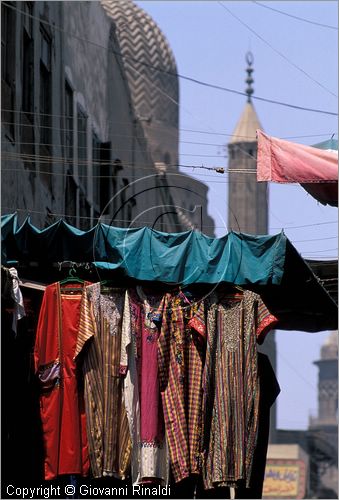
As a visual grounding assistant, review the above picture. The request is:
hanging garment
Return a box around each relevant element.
[8,267,26,334]
[2,286,45,485]
[75,283,131,479]
[202,290,278,490]
[157,290,206,483]
[235,353,280,499]
[1,266,26,335]
[120,287,169,484]
[34,282,90,480]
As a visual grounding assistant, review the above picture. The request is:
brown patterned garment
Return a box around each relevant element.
[202,290,278,490]
[158,291,206,483]
[75,283,131,479]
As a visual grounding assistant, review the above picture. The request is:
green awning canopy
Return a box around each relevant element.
[312,138,338,151]
[2,213,285,285]
[2,213,337,332]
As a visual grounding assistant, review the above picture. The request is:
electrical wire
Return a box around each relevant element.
[276,220,337,230]
[1,2,338,242]
[181,129,337,140]
[2,108,338,139]
[2,1,338,116]
[3,166,271,184]
[302,256,337,260]
[1,207,338,238]
[292,236,338,243]
[1,138,228,150]
[125,51,226,140]
[1,207,205,225]
[2,155,337,185]
[1,138,228,159]
[2,152,229,174]
[218,2,337,99]
[278,350,318,392]
[302,248,338,254]
[252,1,338,31]
[2,118,336,147]
[12,123,336,166]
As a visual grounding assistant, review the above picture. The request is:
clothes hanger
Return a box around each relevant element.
[100,279,114,286]
[213,282,244,301]
[59,267,84,284]
[100,279,125,293]
[178,286,192,305]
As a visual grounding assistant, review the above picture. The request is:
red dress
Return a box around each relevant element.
[34,282,90,480]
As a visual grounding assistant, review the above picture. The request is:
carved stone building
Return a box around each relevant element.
[2,0,214,235]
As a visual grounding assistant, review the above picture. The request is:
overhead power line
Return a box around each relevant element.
[278,221,338,230]
[1,159,226,176]
[303,248,338,254]
[2,111,337,141]
[218,1,337,99]
[293,236,338,243]
[2,2,338,116]
[252,1,338,31]
[1,207,210,226]
[176,73,338,115]
[180,129,337,140]
[1,207,337,238]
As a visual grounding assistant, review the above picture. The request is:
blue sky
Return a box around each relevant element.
[136,0,338,430]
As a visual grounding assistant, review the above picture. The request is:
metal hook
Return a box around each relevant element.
[69,266,77,278]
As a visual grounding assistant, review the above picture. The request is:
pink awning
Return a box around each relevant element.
[257,130,338,206]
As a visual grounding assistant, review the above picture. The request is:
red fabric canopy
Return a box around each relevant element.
[256,130,338,206]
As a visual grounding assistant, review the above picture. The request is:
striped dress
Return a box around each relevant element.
[157,291,206,483]
[202,290,278,490]
[75,283,131,479]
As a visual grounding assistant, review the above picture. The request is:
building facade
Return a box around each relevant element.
[274,331,338,498]
[2,0,214,236]
[308,330,338,498]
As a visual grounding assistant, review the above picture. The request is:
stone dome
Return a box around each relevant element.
[101,0,179,127]
[321,330,338,360]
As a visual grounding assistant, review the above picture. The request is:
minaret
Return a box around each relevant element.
[309,331,338,497]
[311,331,338,427]
[228,52,268,234]
[227,53,277,442]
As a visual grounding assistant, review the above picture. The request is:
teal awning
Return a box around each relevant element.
[2,213,337,332]
[312,138,338,151]
[2,213,285,285]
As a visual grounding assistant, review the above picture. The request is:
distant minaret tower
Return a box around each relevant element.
[227,52,268,234]
[309,331,338,496]
[311,331,338,427]
[227,53,277,442]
